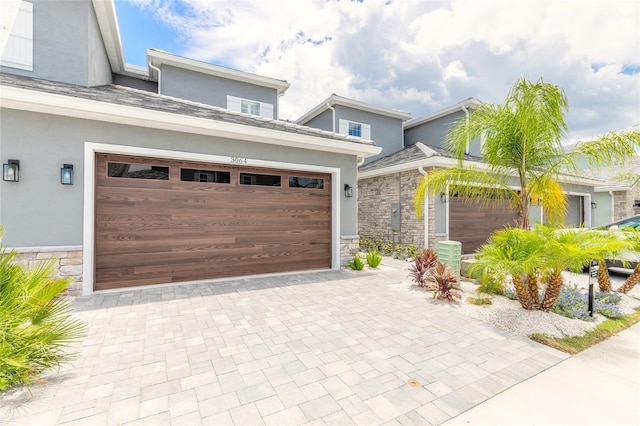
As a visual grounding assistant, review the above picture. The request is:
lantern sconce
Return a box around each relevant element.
[61,164,74,185]
[440,192,448,203]
[344,184,353,198]
[3,159,19,182]
[591,201,597,209]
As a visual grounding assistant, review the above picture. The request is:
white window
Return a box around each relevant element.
[241,99,261,116]
[227,95,274,119]
[338,119,371,140]
[1,1,33,71]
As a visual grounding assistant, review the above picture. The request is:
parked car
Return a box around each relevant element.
[598,215,640,272]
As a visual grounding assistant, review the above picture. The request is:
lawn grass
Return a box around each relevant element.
[530,308,640,354]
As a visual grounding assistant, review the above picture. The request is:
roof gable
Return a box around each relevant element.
[296,93,412,125]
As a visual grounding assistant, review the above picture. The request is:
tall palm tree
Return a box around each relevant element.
[414,77,640,229]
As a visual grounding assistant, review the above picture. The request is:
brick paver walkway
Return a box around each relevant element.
[0,260,568,425]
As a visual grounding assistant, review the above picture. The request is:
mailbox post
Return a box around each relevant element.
[588,259,598,317]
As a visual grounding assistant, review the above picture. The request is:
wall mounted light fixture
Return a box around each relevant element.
[61,164,74,185]
[591,201,597,209]
[3,159,19,182]
[344,184,353,198]
[440,192,447,203]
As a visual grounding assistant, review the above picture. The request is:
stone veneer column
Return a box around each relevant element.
[340,235,360,267]
[5,247,83,295]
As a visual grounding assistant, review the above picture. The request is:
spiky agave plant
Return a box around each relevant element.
[0,228,86,391]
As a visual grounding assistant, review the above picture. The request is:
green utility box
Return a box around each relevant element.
[437,240,462,279]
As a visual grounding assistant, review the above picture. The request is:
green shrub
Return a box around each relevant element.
[348,255,365,271]
[0,230,86,391]
[477,271,506,295]
[467,296,492,305]
[365,249,382,268]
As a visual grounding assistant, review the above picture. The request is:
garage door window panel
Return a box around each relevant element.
[108,162,169,180]
[240,173,281,186]
[289,176,325,189]
[180,168,231,183]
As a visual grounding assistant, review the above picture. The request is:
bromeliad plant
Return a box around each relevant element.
[408,249,462,302]
[0,228,86,391]
[408,249,439,288]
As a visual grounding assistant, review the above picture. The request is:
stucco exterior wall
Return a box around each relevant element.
[0,108,360,247]
[0,0,111,87]
[161,65,279,116]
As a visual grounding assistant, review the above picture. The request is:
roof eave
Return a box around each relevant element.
[296,93,412,124]
[404,98,482,130]
[147,49,290,95]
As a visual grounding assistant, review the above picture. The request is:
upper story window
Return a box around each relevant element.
[241,100,261,116]
[338,119,371,140]
[348,122,361,137]
[227,95,274,119]
[1,1,33,71]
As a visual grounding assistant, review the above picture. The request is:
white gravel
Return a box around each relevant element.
[398,275,640,339]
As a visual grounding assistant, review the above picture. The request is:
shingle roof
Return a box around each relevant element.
[358,142,483,173]
[0,73,373,146]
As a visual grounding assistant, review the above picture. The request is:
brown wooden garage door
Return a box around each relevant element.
[449,195,517,254]
[94,153,331,290]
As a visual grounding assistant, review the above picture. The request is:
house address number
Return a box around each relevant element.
[230,157,248,164]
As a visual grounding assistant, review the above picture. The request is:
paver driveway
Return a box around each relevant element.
[1,259,568,425]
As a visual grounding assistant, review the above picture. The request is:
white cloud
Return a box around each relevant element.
[122,0,640,141]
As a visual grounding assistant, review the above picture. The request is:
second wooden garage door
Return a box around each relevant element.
[95,153,332,290]
[449,195,518,254]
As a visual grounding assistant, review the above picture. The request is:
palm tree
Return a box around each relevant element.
[616,230,640,294]
[472,225,631,311]
[414,77,640,229]
[470,227,544,309]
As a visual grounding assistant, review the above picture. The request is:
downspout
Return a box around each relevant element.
[419,166,429,250]
[461,105,470,154]
[609,191,615,222]
[148,61,161,94]
[327,102,336,133]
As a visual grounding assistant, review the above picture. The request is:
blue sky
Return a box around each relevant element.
[114,0,640,144]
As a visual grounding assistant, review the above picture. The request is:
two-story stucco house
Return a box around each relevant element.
[0,0,381,295]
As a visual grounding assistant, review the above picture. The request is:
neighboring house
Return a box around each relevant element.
[586,154,640,225]
[0,0,381,295]
[296,94,412,164]
[358,99,604,254]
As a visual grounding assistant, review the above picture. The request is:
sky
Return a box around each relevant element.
[114,0,640,145]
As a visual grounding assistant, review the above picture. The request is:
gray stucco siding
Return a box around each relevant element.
[404,111,464,149]
[0,109,358,247]
[333,105,404,164]
[112,74,158,92]
[1,0,112,87]
[160,65,279,116]
[303,110,334,133]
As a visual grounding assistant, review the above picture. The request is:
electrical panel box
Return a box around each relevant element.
[391,202,401,231]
